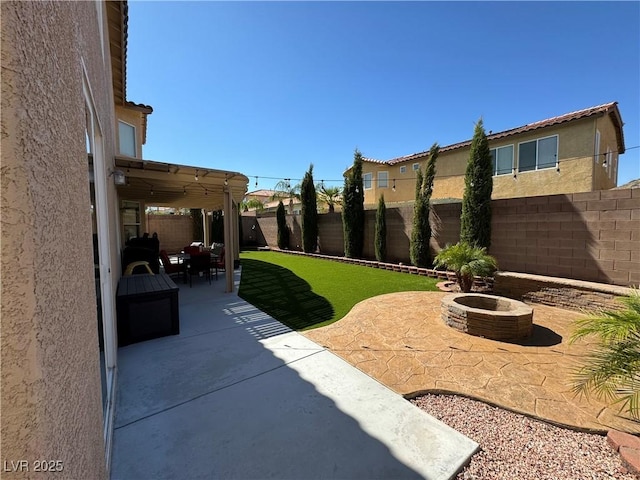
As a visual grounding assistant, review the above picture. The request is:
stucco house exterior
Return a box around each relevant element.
[355,102,625,206]
[1,1,247,476]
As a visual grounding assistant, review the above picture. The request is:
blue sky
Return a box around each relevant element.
[127,1,640,192]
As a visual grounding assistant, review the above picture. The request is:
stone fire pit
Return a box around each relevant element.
[441,293,533,340]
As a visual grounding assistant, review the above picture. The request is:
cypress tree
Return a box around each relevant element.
[410,143,439,267]
[342,149,365,258]
[276,201,289,249]
[460,119,493,248]
[374,194,387,262]
[300,164,318,253]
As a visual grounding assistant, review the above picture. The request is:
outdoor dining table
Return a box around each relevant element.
[177,251,219,280]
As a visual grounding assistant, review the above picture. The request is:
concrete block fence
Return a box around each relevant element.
[236,188,636,288]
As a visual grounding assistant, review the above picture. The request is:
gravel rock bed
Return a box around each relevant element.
[411,394,636,480]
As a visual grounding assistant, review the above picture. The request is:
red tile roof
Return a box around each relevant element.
[364,102,625,166]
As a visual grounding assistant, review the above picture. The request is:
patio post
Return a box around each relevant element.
[223,186,234,293]
[202,208,209,247]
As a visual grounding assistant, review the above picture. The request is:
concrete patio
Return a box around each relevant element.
[110,272,478,479]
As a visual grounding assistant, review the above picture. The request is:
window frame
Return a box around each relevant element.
[490,144,514,176]
[378,171,389,188]
[363,172,373,190]
[517,134,559,173]
[606,147,613,178]
[399,165,407,174]
[412,163,420,171]
[118,120,137,157]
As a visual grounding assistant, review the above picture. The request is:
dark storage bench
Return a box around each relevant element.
[117,273,180,346]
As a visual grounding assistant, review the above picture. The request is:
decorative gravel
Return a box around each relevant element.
[410,394,636,480]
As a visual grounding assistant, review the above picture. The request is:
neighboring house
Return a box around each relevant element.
[2,1,247,477]
[243,188,341,215]
[354,102,625,206]
[243,189,303,214]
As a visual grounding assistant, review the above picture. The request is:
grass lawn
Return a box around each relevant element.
[238,251,439,330]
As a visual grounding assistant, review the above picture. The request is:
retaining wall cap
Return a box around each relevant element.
[495,271,633,296]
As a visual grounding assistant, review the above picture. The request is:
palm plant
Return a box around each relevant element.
[241,198,264,212]
[570,288,640,419]
[433,242,497,293]
[271,180,301,214]
[316,185,342,213]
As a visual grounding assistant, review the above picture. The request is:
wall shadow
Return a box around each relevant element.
[238,258,334,330]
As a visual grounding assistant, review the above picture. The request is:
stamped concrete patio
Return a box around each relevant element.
[303,291,640,435]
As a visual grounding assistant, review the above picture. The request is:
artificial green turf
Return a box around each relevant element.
[238,251,439,330]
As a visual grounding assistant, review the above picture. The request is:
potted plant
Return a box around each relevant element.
[433,242,498,293]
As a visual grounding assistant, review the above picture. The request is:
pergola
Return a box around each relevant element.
[115,156,249,292]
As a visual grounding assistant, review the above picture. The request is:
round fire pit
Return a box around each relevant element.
[441,293,533,340]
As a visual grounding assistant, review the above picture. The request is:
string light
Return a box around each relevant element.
[195,170,199,181]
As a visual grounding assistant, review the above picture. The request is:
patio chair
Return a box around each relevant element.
[183,245,201,255]
[124,261,154,276]
[213,247,225,271]
[159,250,184,282]
[186,253,211,287]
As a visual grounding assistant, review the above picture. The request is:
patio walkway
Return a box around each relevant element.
[303,291,640,435]
[110,275,478,479]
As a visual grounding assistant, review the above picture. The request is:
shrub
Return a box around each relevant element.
[342,149,365,258]
[570,288,640,419]
[276,201,289,249]
[410,143,439,267]
[460,119,493,249]
[433,242,497,293]
[301,164,318,253]
[375,194,386,262]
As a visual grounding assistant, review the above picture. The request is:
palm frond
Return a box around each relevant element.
[571,310,640,419]
[571,289,640,344]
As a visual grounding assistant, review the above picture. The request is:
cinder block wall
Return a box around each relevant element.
[243,188,638,286]
[491,189,639,286]
[146,215,194,253]
[317,213,344,255]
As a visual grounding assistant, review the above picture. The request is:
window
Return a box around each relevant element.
[122,200,141,240]
[363,172,372,190]
[118,121,136,157]
[518,135,558,172]
[605,148,613,178]
[412,163,420,171]
[378,171,388,188]
[399,166,407,174]
[594,129,601,163]
[490,145,514,176]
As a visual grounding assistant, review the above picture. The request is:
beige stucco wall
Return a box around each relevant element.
[1,2,117,478]
[362,115,620,205]
[593,114,620,191]
[115,104,146,159]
